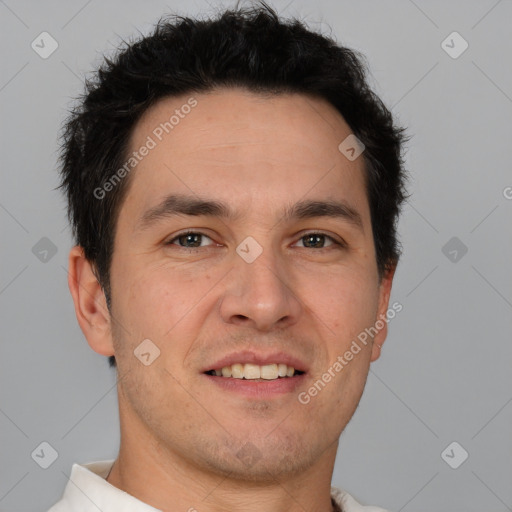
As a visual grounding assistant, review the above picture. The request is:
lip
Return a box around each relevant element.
[203,372,306,398]
[202,350,308,373]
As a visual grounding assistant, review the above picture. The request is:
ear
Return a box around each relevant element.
[67,246,114,358]
[370,265,396,362]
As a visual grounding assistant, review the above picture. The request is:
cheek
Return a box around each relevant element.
[118,263,215,340]
[296,266,379,341]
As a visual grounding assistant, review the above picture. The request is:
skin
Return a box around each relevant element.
[68,88,395,512]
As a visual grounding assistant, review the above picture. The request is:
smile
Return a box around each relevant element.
[205,363,304,380]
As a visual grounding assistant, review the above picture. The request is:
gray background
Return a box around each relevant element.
[1,0,511,510]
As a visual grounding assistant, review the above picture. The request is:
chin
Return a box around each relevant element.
[196,431,321,483]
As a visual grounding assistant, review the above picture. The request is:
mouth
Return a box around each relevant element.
[205,363,305,380]
[202,352,307,397]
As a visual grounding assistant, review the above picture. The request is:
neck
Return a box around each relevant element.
[107,415,337,512]
[108,453,335,512]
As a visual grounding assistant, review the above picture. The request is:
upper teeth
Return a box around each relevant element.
[213,363,295,380]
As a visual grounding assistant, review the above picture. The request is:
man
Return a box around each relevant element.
[50,3,407,511]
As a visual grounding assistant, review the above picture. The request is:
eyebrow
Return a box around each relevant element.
[136,193,363,232]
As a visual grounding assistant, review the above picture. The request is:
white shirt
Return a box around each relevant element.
[47,460,390,512]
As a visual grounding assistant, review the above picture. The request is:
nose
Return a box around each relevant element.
[219,246,302,331]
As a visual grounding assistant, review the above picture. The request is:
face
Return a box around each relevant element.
[105,88,393,480]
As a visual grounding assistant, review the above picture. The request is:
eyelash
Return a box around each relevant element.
[165,230,346,250]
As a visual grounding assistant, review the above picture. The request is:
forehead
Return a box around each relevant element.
[120,88,369,226]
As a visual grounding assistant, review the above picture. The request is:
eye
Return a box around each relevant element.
[166,231,214,248]
[294,232,343,249]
